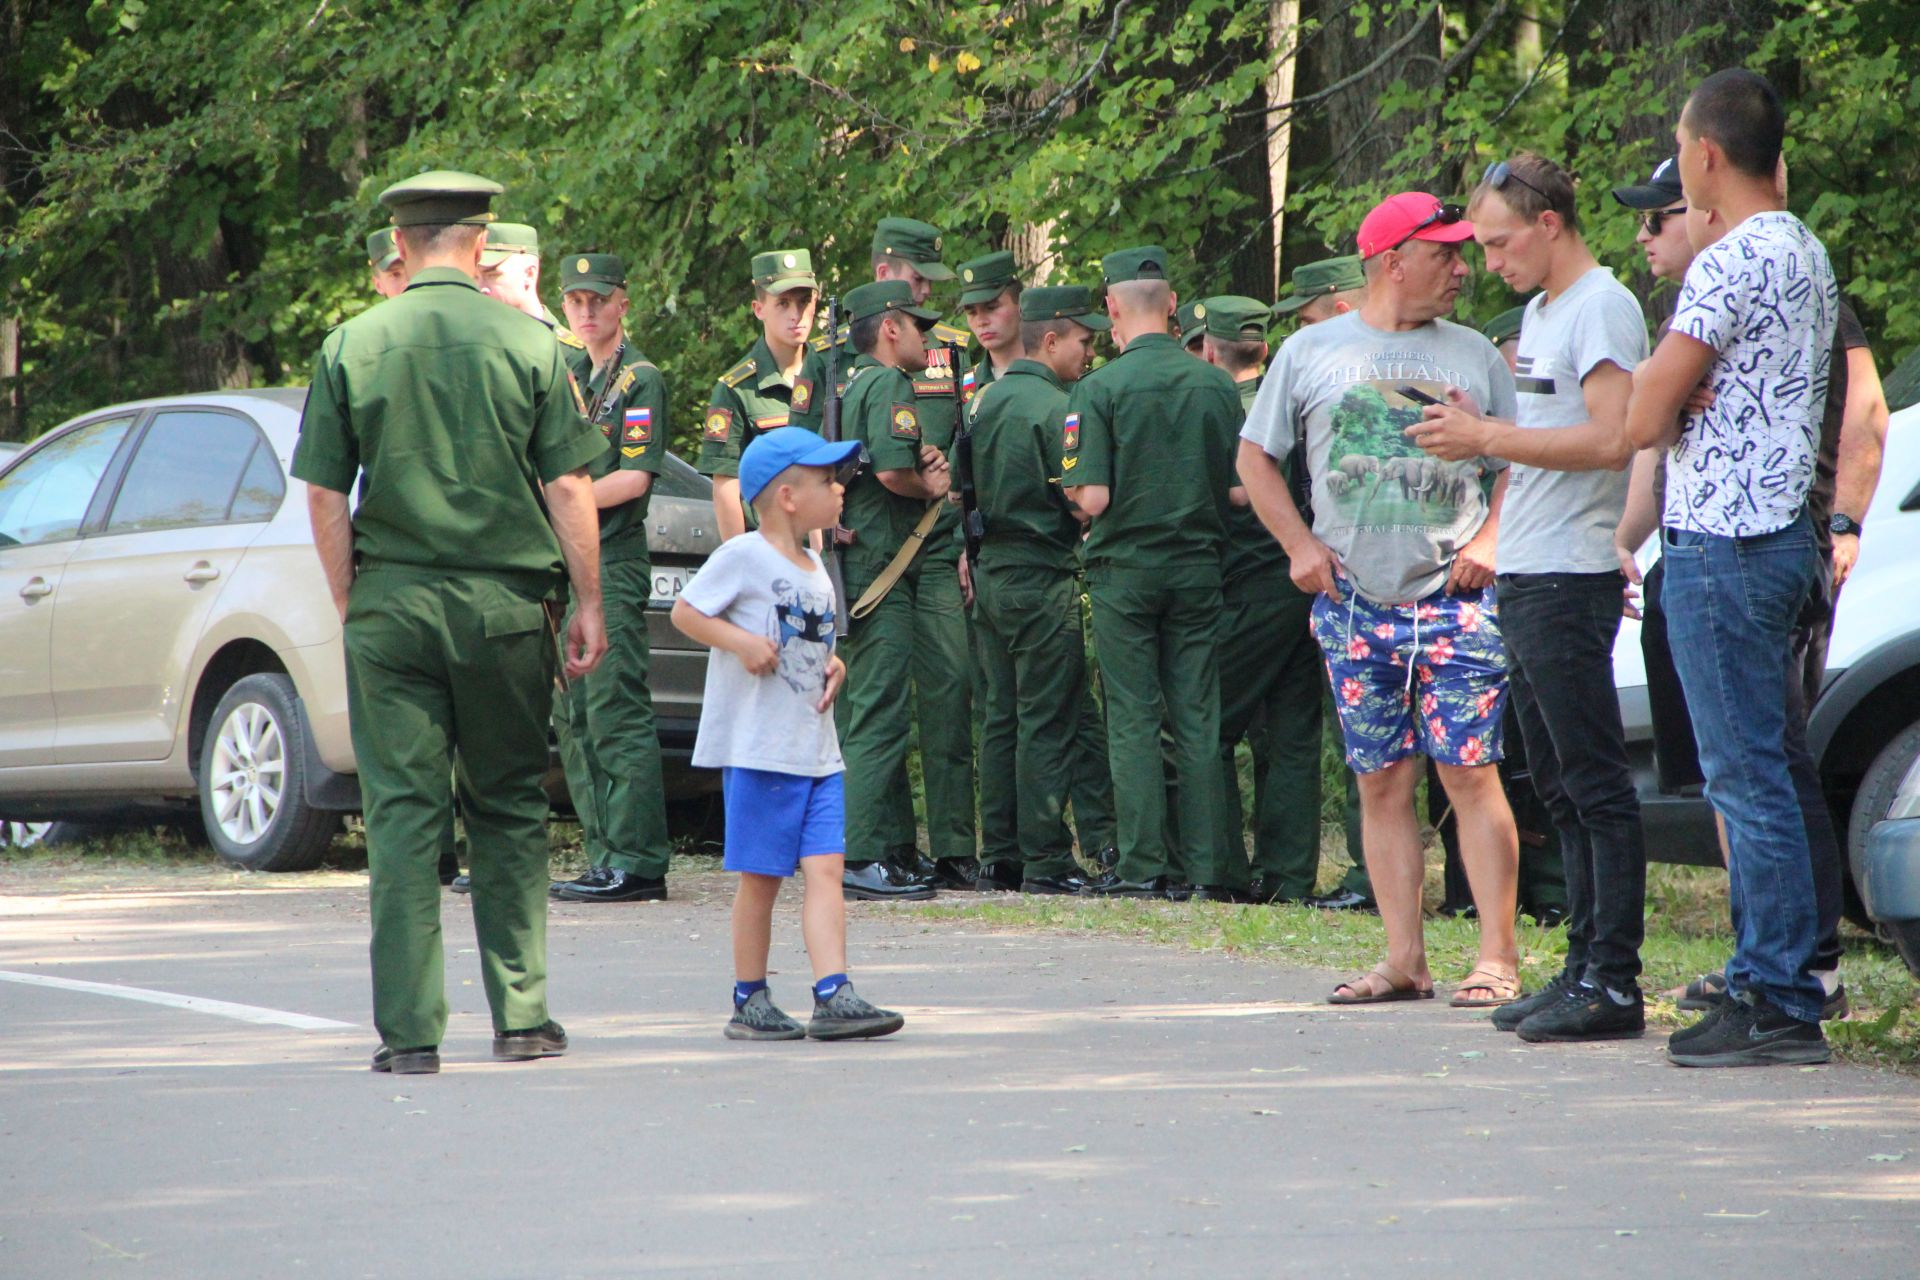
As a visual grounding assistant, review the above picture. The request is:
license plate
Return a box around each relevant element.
[650,566,691,606]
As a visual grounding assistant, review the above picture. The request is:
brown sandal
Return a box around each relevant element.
[1329,963,1435,1005]
[1450,967,1522,1008]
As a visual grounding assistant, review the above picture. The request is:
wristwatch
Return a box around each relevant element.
[1830,513,1864,537]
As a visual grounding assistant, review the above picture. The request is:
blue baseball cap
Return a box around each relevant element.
[739,427,864,505]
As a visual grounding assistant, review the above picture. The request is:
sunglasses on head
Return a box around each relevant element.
[1389,202,1467,253]
[1639,206,1688,237]
[1483,159,1555,207]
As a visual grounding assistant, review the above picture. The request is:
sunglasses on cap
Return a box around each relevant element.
[1639,205,1688,237]
[1483,159,1556,207]
[1390,201,1467,253]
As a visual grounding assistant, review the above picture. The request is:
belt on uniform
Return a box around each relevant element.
[849,500,945,620]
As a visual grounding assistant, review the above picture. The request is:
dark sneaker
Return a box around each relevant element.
[1516,984,1646,1043]
[371,1045,439,1074]
[1667,996,1736,1047]
[551,865,613,899]
[807,982,905,1041]
[493,1019,568,1061]
[1666,994,1829,1067]
[724,990,805,1042]
[1304,888,1376,913]
[1491,970,1577,1033]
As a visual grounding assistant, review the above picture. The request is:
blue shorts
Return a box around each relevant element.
[1311,576,1508,774]
[721,768,846,876]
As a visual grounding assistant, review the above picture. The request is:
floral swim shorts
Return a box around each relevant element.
[1310,576,1508,774]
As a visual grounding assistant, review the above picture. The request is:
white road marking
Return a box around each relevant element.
[0,969,356,1030]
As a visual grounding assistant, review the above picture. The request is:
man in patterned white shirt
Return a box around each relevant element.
[1625,68,1838,1068]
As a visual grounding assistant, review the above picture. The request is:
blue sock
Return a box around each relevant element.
[813,973,848,1002]
[733,979,767,1009]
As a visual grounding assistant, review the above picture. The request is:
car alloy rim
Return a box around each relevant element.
[210,702,285,846]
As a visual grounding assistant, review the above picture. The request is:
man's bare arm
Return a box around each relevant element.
[593,470,653,508]
[1833,344,1891,587]
[1413,363,1634,472]
[1238,438,1343,600]
[712,476,747,541]
[545,468,608,679]
[306,486,355,622]
[1063,484,1109,517]
[1625,331,1718,450]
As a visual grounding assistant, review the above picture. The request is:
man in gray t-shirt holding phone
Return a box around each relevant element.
[1413,153,1650,1044]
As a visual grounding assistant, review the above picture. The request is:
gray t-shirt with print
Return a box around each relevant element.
[1498,267,1649,574]
[1241,311,1517,603]
[682,532,843,778]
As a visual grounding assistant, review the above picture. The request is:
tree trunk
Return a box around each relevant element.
[1301,0,1446,190]
[1266,0,1302,298]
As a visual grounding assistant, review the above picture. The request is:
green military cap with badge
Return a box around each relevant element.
[1021,285,1110,331]
[1482,306,1526,346]
[377,170,503,227]
[873,217,955,281]
[752,249,817,294]
[844,279,941,327]
[957,251,1019,306]
[1176,301,1204,346]
[479,222,540,266]
[1271,255,1365,315]
[561,253,627,296]
[1101,245,1170,285]
[366,227,401,270]
[1202,295,1272,342]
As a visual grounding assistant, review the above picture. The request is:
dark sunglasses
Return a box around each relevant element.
[1483,159,1554,206]
[1639,206,1688,237]
[1390,202,1467,252]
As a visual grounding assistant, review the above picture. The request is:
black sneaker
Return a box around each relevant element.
[806,982,904,1041]
[371,1044,440,1074]
[724,990,805,1042]
[1666,994,1829,1067]
[493,1019,568,1061]
[1516,983,1645,1043]
[1491,970,1576,1032]
[1667,996,1736,1047]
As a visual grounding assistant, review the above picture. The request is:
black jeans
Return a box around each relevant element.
[1498,571,1647,991]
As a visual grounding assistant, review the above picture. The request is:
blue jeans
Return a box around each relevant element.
[1662,516,1824,1023]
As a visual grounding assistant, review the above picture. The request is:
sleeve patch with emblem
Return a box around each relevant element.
[890,404,921,441]
[792,378,814,411]
[623,407,653,443]
[705,407,733,441]
[1063,412,1080,451]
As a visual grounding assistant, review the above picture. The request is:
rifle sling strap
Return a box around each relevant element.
[848,500,945,620]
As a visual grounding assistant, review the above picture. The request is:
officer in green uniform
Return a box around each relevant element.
[545,253,675,904]
[957,252,1117,874]
[831,279,963,897]
[367,227,408,299]
[1195,295,1325,903]
[1064,247,1240,899]
[1175,300,1206,353]
[294,171,607,1072]
[1271,254,1368,328]
[968,285,1114,892]
[478,222,589,366]
[698,249,825,538]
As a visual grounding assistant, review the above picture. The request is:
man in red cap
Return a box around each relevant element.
[1238,191,1523,1009]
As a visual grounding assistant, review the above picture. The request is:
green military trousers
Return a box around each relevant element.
[974,562,1098,878]
[556,556,672,877]
[343,568,558,1050]
[1087,574,1226,884]
[841,554,977,866]
[1215,579,1325,897]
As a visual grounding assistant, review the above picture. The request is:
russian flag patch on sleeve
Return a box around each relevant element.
[1063,412,1080,451]
[623,407,653,443]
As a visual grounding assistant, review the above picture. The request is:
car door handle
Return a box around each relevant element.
[19,577,52,600]
[183,563,221,583]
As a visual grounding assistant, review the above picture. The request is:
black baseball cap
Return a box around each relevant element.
[1612,156,1684,210]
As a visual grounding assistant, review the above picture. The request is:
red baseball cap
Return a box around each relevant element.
[1356,192,1475,259]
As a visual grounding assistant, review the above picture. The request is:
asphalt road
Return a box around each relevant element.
[2,865,1917,1279]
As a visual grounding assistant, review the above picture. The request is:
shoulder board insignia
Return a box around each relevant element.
[612,366,638,399]
[620,445,649,459]
[808,332,833,353]
[932,321,970,345]
[554,329,586,349]
[890,403,921,441]
[753,413,790,430]
[720,358,757,388]
[705,407,732,441]
[1063,412,1080,452]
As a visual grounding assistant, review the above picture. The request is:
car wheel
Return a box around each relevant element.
[1845,720,1920,931]
[199,673,339,871]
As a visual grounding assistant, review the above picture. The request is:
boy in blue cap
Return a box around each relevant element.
[672,427,907,1041]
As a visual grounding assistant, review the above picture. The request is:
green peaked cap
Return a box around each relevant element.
[1201,295,1272,341]
[957,251,1019,306]
[378,170,503,227]
[560,252,627,296]
[1482,305,1526,345]
[1101,245,1170,285]
[843,279,941,326]
[479,222,540,265]
[1271,255,1365,314]
[365,227,400,270]
[1019,285,1110,331]
[872,217,954,281]
[751,249,817,293]
[1176,301,1205,346]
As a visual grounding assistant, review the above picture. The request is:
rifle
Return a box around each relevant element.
[948,339,985,564]
[819,295,851,638]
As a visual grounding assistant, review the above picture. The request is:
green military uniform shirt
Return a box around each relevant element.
[293,266,607,578]
[1222,374,1293,589]
[577,342,667,561]
[696,338,827,536]
[967,359,1080,573]
[1061,331,1240,582]
[837,354,931,575]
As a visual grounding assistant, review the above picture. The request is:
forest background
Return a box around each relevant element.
[3,0,1917,452]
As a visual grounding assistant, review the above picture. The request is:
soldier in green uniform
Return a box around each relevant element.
[477,222,589,367]
[830,279,963,898]
[1195,295,1326,903]
[956,252,1117,876]
[294,171,607,1073]
[1064,247,1240,899]
[968,285,1114,892]
[367,227,408,299]
[546,253,676,904]
[1175,300,1206,353]
[1270,255,1367,328]
[698,250,823,538]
